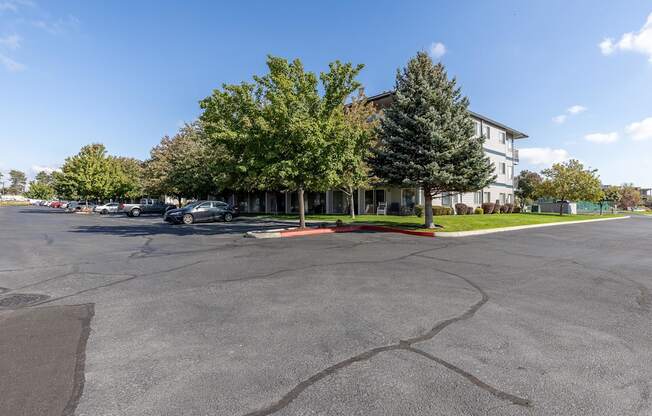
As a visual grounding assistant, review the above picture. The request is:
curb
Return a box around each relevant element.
[435,215,631,238]
[245,224,435,239]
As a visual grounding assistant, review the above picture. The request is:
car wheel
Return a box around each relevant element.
[101,209,108,215]
[182,214,194,225]
[131,208,141,217]
[223,212,233,222]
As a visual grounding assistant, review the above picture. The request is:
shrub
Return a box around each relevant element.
[454,203,468,215]
[414,205,424,218]
[504,203,514,213]
[432,205,446,216]
[493,201,502,214]
[466,206,474,215]
[474,207,484,215]
[482,202,495,214]
[513,206,521,213]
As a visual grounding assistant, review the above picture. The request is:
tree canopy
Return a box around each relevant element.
[371,52,494,228]
[144,122,216,204]
[25,170,56,200]
[537,159,603,215]
[514,170,542,208]
[8,169,27,195]
[200,55,365,227]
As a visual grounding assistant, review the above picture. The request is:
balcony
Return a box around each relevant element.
[512,148,519,164]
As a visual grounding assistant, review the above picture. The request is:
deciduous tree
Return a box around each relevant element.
[57,144,115,203]
[536,159,603,215]
[200,56,365,227]
[336,91,378,218]
[371,52,494,228]
[144,123,215,205]
[514,170,542,209]
[616,183,641,210]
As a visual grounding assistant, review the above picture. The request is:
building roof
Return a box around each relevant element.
[365,91,529,140]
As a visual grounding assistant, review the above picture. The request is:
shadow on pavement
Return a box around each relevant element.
[68,221,291,237]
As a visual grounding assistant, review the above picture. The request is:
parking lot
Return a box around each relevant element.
[1,206,651,415]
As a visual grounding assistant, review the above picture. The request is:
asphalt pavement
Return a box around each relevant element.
[0,206,651,415]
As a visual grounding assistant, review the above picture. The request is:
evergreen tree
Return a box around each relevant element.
[371,52,494,228]
[8,169,27,194]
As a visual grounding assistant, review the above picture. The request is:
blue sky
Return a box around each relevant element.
[2,0,652,186]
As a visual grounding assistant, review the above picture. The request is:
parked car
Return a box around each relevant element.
[67,201,95,212]
[164,200,236,224]
[50,201,62,208]
[94,202,120,215]
[118,198,176,217]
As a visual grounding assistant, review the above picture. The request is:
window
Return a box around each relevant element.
[499,162,506,175]
[474,191,482,204]
[484,126,491,139]
[507,138,513,150]
[484,192,491,203]
[499,132,506,144]
[442,192,451,206]
[507,194,513,203]
[402,189,416,209]
[474,121,481,137]
[507,165,513,179]
[500,193,506,204]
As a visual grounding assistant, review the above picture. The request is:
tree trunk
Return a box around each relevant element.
[349,186,356,219]
[559,200,564,216]
[424,190,434,229]
[178,195,182,207]
[298,187,306,229]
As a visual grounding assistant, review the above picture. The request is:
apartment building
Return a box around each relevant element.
[229,91,528,215]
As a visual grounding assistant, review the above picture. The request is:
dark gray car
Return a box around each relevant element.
[164,201,236,224]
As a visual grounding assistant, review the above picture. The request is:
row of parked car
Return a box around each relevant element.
[34,198,239,225]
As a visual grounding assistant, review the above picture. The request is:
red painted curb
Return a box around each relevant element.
[277,224,435,238]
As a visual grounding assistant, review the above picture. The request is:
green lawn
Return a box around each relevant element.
[0,201,30,207]
[253,212,624,233]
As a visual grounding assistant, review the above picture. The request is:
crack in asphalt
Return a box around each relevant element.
[129,236,155,258]
[406,346,532,407]
[219,245,453,286]
[43,233,54,245]
[570,260,651,313]
[241,265,531,415]
[61,303,95,416]
[28,260,207,307]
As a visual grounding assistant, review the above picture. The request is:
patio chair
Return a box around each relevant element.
[377,202,387,215]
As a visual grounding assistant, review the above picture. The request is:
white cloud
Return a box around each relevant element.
[584,132,619,144]
[567,105,587,114]
[599,12,652,62]
[31,165,60,174]
[0,34,21,49]
[429,42,446,59]
[599,38,615,55]
[519,147,571,166]
[0,53,25,71]
[552,104,587,124]
[626,117,652,141]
